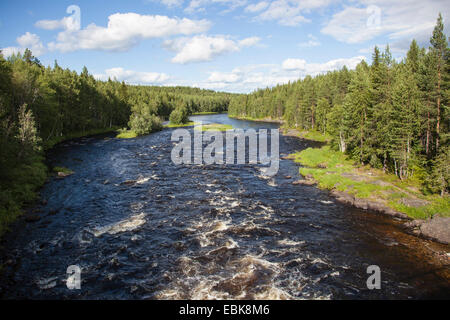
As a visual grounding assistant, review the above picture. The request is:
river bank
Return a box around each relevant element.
[0,127,121,237]
[228,115,450,245]
[1,113,448,299]
[284,129,450,245]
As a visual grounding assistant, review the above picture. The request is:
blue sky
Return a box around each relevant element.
[1,0,448,93]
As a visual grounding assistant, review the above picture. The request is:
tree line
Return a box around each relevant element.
[229,14,449,195]
[0,50,232,233]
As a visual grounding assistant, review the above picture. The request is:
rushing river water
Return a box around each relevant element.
[0,114,449,299]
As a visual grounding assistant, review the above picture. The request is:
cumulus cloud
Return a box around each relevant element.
[95,67,170,84]
[321,0,449,44]
[163,35,260,64]
[1,32,46,57]
[42,13,211,52]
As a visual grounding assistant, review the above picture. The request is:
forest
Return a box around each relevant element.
[229,14,449,196]
[0,50,231,234]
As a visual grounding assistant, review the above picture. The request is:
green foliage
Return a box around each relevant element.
[52,166,73,174]
[293,145,450,219]
[169,106,189,124]
[0,49,238,236]
[128,113,162,136]
[230,14,449,196]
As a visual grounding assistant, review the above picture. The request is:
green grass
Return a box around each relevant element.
[229,115,283,123]
[194,123,233,131]
[164,121,196,128]
[52,166,73,175]
[191,112,224,115]
[116,129,138,139]
[292,145,450,219]
[1,126,124,238]
[298,130,331,143]
[0,157,47,236]
[389,196,450,219]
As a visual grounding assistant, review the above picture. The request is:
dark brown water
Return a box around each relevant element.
[0,114,448,299]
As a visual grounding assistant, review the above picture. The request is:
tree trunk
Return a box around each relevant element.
[436,62,441,150]
[426,109,430,155]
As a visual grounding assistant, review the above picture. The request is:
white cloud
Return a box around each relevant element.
[158,0,185,8]
[245,1,269,13]
[208,68,243,83]
[163,35,260,64]
[184,0,247,14]
[255,0,333,26]
[282,58,307,70]
[238,36,261,47]
[95,67,170,84]
[197,55,365,93]
[282,56,366,74]
[299,34,320,47]
[321,0,449,44]
[1,32,46,57]
[44,13,211,52]
[35,16,80,31]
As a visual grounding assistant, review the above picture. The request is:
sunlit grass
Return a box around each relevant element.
[52,166,73,175]
[292,145,450,219]
[164,121,196,128]
[191,112,224,115]
[194,123,233,131]
[44,126,120,150]
[116,129,138,139]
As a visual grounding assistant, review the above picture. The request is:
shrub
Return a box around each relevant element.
[128,113,162,136]
[169,107,189,125]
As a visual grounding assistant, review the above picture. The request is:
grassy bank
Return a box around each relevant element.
[194,123,233,131]
[44,126,120,150]
[164,121,196,128]
[228,115,283,123]
[191,112,225,115]
[290,136,450,220]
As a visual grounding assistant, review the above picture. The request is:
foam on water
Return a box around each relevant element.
[91,213,146,237]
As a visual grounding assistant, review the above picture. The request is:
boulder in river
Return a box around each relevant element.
[57,171,73,178]
[120,180,137,186]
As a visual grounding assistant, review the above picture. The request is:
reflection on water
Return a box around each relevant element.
[0,114,448,299]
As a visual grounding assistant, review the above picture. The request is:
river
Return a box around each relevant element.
[0,114,448,299]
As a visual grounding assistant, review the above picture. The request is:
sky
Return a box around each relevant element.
[0,0,448,93]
